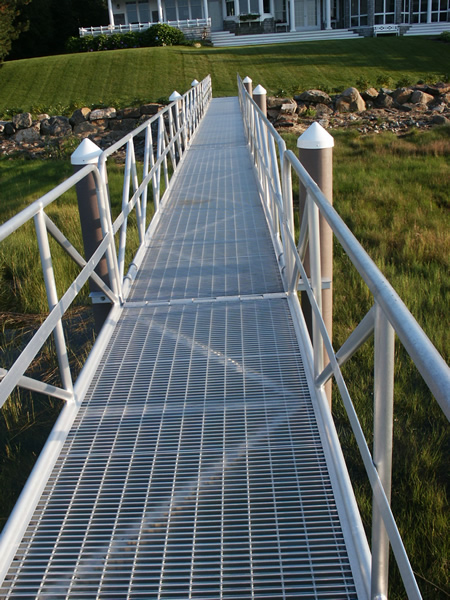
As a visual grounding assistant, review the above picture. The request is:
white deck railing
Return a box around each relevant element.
[79,18,211,37]
[237,73,449,600]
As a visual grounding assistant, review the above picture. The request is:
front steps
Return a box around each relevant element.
[404,22,450,36]
[211,28,361,47]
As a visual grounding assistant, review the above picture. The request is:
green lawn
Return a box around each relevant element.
[0,37,449,116]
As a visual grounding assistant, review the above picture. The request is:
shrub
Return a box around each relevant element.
[66,25,185,54]
[139,23,186,46]
[438,31,450,43]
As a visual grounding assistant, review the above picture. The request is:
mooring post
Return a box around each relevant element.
[71,138,111,334]
[243,76,253,98]
[297,122,334,406]
[253,84,267,117]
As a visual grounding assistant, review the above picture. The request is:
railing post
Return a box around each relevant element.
[169,90,183,161]
[243,76,253,98]
[297,122,334,405]
[71,139,111,334]
[372,302,395,600]
[253,84,267,117]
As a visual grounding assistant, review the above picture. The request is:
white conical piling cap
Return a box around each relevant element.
[297,121,334,149]
[253,84,266,95]
[191,79,199,86]
[71,138,102,165]
[169,91,182,102]
[243,76,252,83]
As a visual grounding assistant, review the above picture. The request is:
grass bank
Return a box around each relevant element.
[0,37,449,116]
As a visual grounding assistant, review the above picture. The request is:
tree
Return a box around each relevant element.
[9,0,108,60]
[0,0,31,61]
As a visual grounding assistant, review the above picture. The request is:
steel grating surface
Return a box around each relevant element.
[129,100,283,302]
[2,300,357,599]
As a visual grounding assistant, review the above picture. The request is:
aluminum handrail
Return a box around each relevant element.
[0,75,212,409]
[237,73,450,600]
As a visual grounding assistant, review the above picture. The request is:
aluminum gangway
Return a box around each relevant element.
[0,76,448,600]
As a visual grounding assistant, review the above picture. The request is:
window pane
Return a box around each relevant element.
[139,1,150,21]
[179,0,190,19]
[126,2,139,23]
[250,0,259,13]
[191,0,203,17]
[166,0,177,20]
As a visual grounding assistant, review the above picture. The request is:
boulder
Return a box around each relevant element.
[297,89,332,105]
[140,103,163,115]
[110,119,139,132]
[267,97,294,109]
[14,123,41,142]
[393,87,412,104]
[315,103,333,118]
[12,112,33,130]
[425,82,450,96]
[3,122,16,136]
[376,93,395,109]
[90,107,116,121]
[279,101,297,115]
[73,121,97,135]
[70,107,91,126]
[40,116,72,136]
[431,114,449,125]
[336,87,366,113]
[296,102,308,115]
[362,88,379,102]
[410,90,434,105]
[118,107,141,119]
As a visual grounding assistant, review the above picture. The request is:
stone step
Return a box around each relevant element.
[404,22,450,35]
[211,28,361,46]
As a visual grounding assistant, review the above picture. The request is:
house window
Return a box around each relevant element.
[138,1,150,22]
[240,0,259,13]
[226,0,236,16]
[263,0,271,13]
[115,13,126,25]
[165,0,177,20]
[126,2,139,23]
[191,0,203,18]
[350,0,368,25]
[178,0,190,19]
[374,0,395,23]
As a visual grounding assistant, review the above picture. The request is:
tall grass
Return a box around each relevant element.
[284,124,449,599]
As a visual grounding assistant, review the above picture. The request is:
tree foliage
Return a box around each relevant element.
[0,0,31,61]
[8,0,108,60]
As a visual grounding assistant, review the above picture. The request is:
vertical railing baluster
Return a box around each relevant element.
[34,210,73,394]
[372,302,395,600]
[307,190,323,377]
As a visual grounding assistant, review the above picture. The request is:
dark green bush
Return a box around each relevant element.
[139,23,186,46]
[66,24,185,54]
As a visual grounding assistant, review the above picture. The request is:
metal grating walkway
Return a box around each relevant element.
[1,98,360,599]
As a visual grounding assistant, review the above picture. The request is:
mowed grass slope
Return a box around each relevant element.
[1,37,449,114]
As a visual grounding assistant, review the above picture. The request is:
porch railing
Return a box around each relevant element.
[237,73,449,600]
[79,18,211,38]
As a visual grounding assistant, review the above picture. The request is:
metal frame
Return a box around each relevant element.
[238,73,450,600]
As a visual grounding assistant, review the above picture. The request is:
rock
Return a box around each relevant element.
[336,87,366,113]
[90,107,116,121]
[12,112,32,130]
[36,114,50,121]
[410,90,434,105]
[298,89,332,105]
[117,107,141,119]
[425,82,450,96]
[267,109,279,120]
[3,122,16,136]
[376,93,395,109]
[315,103,333,117]
[267,97,293,109]
[13,123,41,142]
[140,103,163,115]
[73,121,97,135]
[70,107,91,126]
[431,114,449,125]
[296,102,308,115]
[362,88,379,101]
[393,87,412,104]
[40,116,72,136]
[279,102,297,115]
[109,119,139,132]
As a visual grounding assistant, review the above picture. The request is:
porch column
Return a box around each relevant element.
[289,0,296,31]
[235,0,240,16]
[203,0,209,20]
[325,0,332,28]
[158,0,164,21]
[259,0,265,15]
[107,0,115,27]
[427,0,432,22]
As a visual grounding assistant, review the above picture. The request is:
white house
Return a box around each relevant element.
[90,0,449,38]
